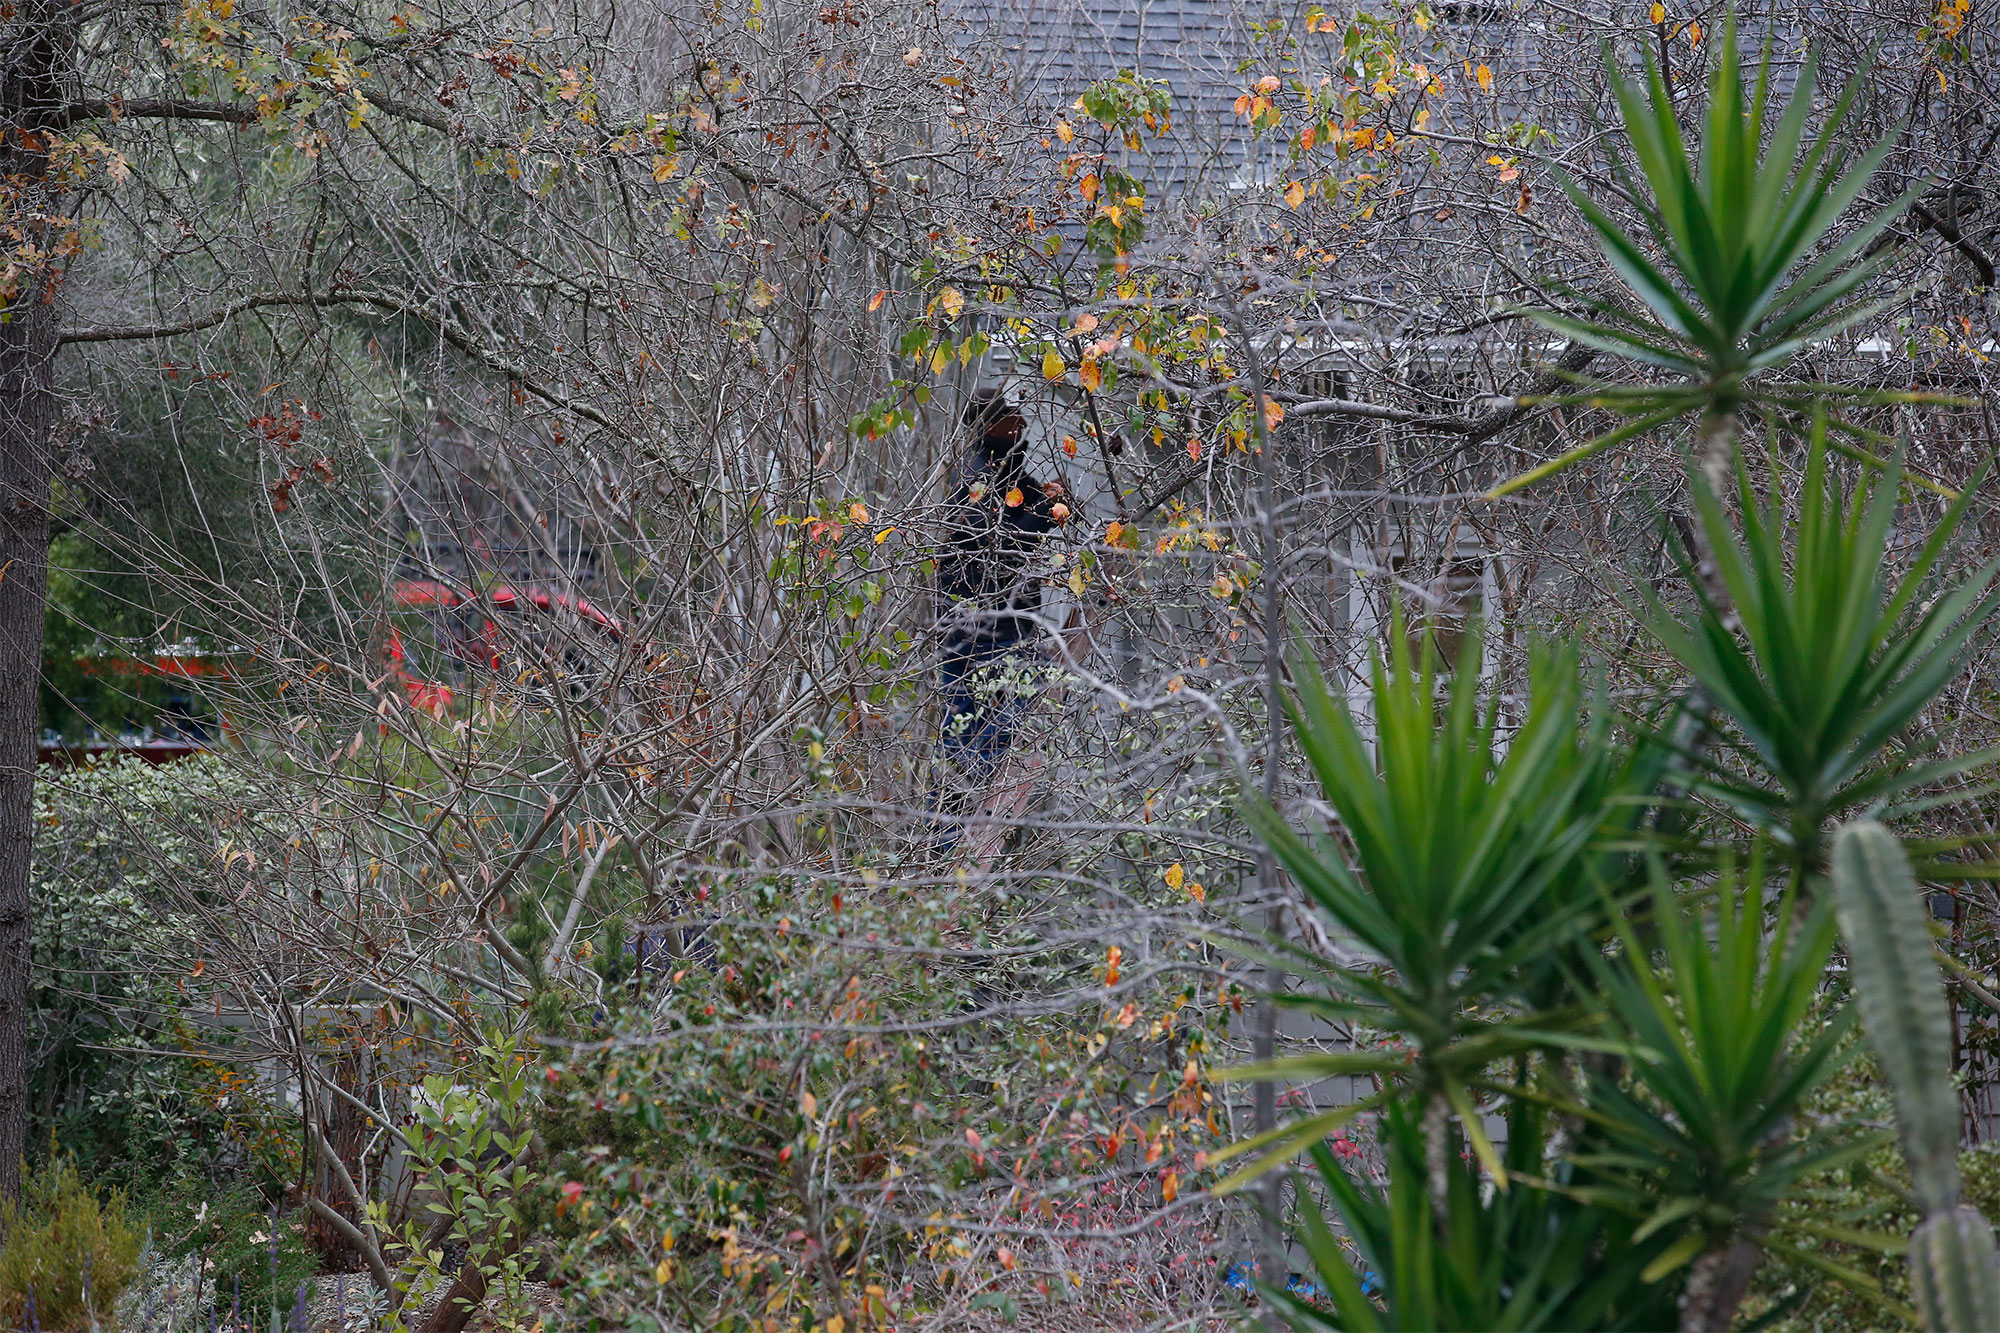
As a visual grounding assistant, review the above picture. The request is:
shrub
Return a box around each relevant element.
[136,1175,319,1329]
[0,1154,144,1330]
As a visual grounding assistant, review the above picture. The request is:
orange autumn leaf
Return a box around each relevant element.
[1004,487,1024,507]
[1080,359,1102,391]
[1284,179,1306,209]
[1476,63,1494,92]
[867,289,886,312]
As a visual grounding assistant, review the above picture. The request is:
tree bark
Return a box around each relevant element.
[0,0,70,1202]
[1679,1235,1765,1332]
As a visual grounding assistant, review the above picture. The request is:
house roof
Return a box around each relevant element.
[954,0,1251,198]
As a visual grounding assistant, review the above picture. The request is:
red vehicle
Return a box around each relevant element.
[386,579,622,711]
[39,647,237,766]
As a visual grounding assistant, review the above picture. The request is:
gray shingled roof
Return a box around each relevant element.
[954,0,1252,199]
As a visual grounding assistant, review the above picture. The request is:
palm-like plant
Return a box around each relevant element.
[1643,417,2000,874]
[1570,857,1888,1330]
[1274,1100,1680,1332]
[1219,622,1647,1186]
[1489,20,1926,499]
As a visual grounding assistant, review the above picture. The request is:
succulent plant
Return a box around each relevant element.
[1909,1206,2000,1332]
[1830,820,2000,1332]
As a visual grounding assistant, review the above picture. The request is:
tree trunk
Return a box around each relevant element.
[1679,1234,1765,1332]
[0,0,69,1202]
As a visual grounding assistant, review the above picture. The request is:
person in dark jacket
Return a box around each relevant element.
[935,392,1067,805]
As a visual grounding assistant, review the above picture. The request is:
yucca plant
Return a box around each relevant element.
[1642,417,2000,875]
[1489,18,1928,499]
[1219,621,1647,1186]
[1272,1099,1680,1332]
[1571,854,1885,1332]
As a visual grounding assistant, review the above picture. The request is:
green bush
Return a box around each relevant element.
[132,1175,319,1328]
[32,758,303,1192]
[0,1154,144,1330]
[1741,1053,2000,1332]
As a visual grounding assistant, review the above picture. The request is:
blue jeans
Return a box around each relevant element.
[939,640,1025,792]
[930,640,1030,856]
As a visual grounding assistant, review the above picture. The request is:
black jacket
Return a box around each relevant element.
[937,441,1057,655]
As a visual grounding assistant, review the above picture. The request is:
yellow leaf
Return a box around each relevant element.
[655,1259,673,1283]
[1068,566,1087,596]
[650,153,679,181]
[1413,4,1432,28]
[874,527,895,543]
[1042,348,1065,381]
[929,344,948,374]
[1163,862,1184,890]
[1476,64,1493,92]
[939,286,964,318]
[1080,359,1102,391]
[1284,179,1306,209]
[826,1318,844,1333]
[1056,120,1074,143]
[1649,1,1664,21]
[849,502,869,522]
[662,1229,676,1251]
